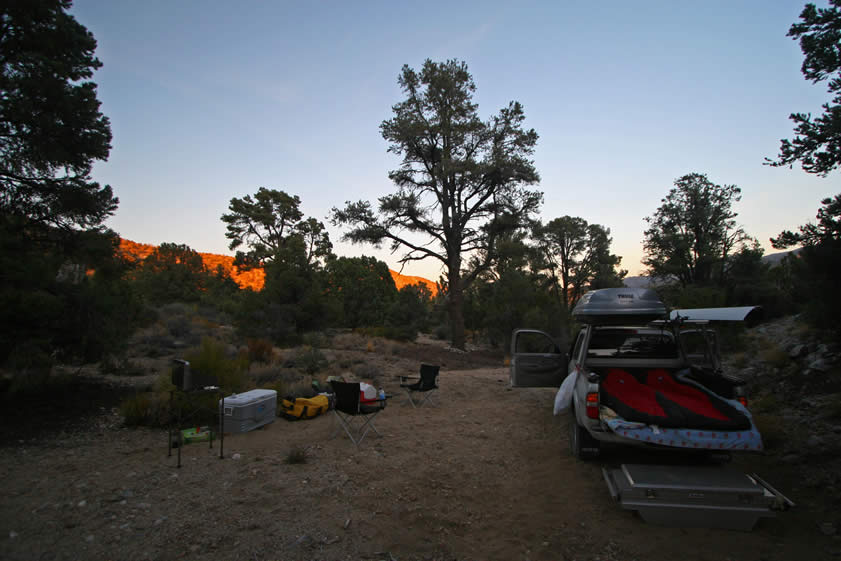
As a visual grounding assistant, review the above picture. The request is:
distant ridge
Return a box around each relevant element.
[622,249,802,288]
[118,239,437,294]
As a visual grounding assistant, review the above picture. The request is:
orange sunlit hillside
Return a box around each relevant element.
[118,239,437,294]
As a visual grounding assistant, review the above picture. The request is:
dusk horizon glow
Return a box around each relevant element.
[71,0,838,281]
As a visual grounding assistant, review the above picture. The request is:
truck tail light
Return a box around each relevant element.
[586,392,599,419]
[737,396,748,408]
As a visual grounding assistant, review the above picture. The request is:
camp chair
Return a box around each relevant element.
[399,363,440,408]
[329,381,385,446]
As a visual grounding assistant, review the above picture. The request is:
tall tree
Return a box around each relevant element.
[221,187,332,269]
[584,224,627,290]
[771,193,841,331]
[0,0,116,233]
[325,255,397,328]
[133,243,209,304]
[771,192,841,247]
[0,1,125,368]
[332,59,542,349]
[643,173,747,287]
[533,217,625,313]
[532,216,587,314]
[767,0,841,175]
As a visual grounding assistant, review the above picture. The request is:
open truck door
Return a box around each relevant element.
[509,329,567,387]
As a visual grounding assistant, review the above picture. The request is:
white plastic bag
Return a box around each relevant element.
[359,382,377,400]
[553,372,576,415]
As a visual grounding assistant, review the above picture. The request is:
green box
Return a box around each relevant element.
[180,427,213,444]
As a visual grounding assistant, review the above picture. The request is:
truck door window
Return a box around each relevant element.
[516,332,558,354]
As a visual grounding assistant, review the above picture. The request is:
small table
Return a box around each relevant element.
[167,387,224,468]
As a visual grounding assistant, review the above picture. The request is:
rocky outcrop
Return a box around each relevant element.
[724,314,841,504]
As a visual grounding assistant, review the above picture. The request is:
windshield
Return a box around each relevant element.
[587,328,679,359]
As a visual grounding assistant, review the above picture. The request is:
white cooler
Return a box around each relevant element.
[220,389,277,433]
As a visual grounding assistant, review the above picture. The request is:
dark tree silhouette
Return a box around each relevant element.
[332,59,542,350]
[767,0,841,175]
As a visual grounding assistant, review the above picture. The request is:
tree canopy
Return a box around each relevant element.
[221,187,332,269]
[767,0,841,175]
[0,0,116,233]
[643,173,747,286]
[0,1,133,369]
[532,217,625,314]
[332,59,542,349]
[771,192,841,248]
[771,193,841,331]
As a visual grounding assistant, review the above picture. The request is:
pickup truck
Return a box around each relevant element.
[510,288,759,460]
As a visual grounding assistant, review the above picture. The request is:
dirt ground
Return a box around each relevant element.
[1,343,840,561]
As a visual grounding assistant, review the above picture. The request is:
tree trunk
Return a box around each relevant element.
[448,286,466,350]
[447,260,466,350]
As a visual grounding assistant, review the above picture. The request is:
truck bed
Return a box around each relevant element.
[593,367,762,452]
[598,367,751,431]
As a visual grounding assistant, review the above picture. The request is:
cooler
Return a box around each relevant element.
[220,389,277,433]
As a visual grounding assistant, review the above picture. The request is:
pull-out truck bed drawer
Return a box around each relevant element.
[603,463,793,531]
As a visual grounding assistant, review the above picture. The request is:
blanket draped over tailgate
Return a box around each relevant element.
[602,413,763,451]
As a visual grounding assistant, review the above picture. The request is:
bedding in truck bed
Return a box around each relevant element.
[600,368,751,431]
[601,407,763,452]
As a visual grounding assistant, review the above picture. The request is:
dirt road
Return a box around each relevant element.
[0,367,837,561]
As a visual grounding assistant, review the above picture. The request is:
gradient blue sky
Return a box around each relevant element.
[70,0,837,280]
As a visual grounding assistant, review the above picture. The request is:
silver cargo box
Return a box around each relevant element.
[603,464,792,531]
[220,389,277,433]
[572,288,667,324]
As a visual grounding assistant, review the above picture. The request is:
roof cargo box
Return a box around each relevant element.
[220,389,276,433]
[572,288,667,324]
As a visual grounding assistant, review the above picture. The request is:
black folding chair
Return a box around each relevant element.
[399,363,440,408]
[329,381,385,446]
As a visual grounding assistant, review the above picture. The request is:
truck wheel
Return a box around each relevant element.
[568,407,600,460]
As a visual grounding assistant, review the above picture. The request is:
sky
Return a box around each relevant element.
[70,0,839,280]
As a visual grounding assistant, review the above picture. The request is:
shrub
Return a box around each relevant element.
[752,414,786,450]
[250,362,282,384]
[827,393,841,420]
[751,393,781,414]
[100,355,145,376]
[434,323,449,341]
[284,379,318,399]
[247,338,275,364]
[301,331,328,349]
[120,392,169,427]
[284,446,308,464]
[185,337,249,393]
[352,363,383,386]
[759,344,790,370]
[295,346,328,375]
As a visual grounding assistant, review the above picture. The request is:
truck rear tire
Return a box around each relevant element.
[568,407,600,460]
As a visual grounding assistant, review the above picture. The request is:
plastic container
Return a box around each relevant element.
[180,426,212,443]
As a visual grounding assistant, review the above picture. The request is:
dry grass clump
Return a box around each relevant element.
[331,332,367,350]
[759,344,790,370]
[120,392,169,427]
[752,414,787,450]
[751,392,782,414]
[246,338,275,364]
[284,446,308,465]
[352,363,384,387]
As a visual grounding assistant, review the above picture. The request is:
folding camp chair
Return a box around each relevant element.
[399,363,439,408]
[329,381,385,446]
